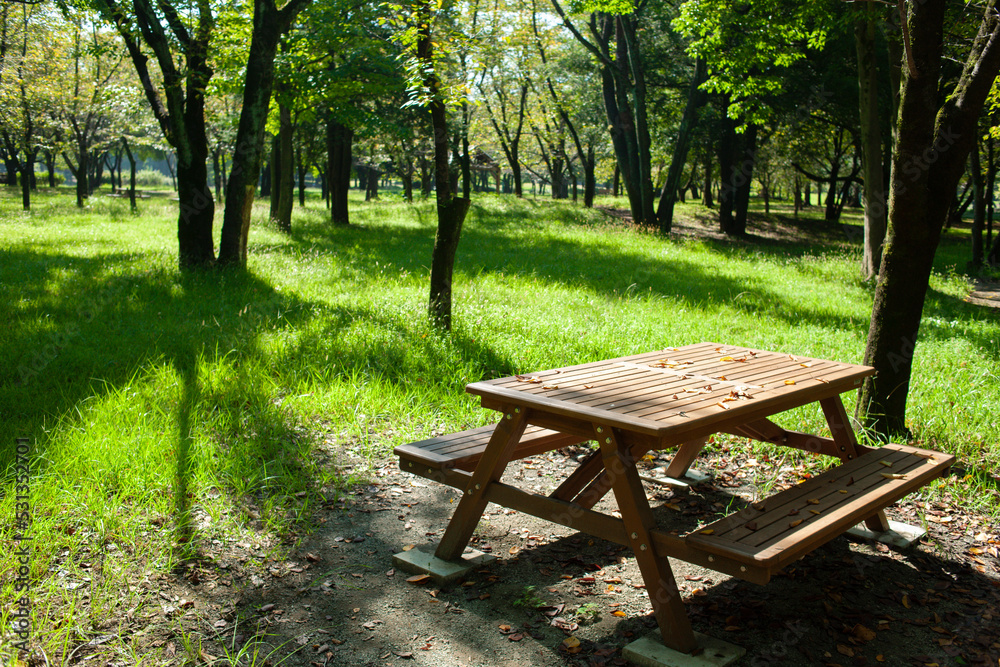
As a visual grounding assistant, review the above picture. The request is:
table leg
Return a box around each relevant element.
[820,396,891,532]
[435,408,528,561]
[596,424,697,654]
[550,448,606,504]
[662,436,709,480]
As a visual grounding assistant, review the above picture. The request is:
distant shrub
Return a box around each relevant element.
[133,168,173,188]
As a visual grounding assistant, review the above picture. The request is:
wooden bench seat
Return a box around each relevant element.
[396,424,585,478]
[685,443,953,572]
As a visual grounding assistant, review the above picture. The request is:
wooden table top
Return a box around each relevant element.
[466,342,875,439]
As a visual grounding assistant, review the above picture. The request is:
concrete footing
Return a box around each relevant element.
[392,546,496,585]
[847,519,927,549]
[622,632,745,667]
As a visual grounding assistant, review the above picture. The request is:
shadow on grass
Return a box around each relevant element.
[0,248,334,557]
[273,202,999,361]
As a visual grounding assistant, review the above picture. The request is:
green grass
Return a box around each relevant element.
[1,187,998,663]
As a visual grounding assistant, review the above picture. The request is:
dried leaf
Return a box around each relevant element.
[852,624,877,642]
[542,385,559,390]
[784,379,796,385]
[881,473,907,480]
[583,384,594,389]
[720,356,735,362]
[561,637,582,654]
[809,509,821,515]
[515,375,542,384]
[745,521,758,531]
[699,528,715,535]
[612,610,627,617]
[789,519,804,528]
[406,574,430,585]
[716,401,730,410]
[509,546,520,555]
[799,362,814,368]
[807,498,820,505]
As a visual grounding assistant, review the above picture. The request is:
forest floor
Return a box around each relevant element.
[104,442,1000,667]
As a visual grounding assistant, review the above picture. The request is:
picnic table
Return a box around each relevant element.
[395,343,953,664]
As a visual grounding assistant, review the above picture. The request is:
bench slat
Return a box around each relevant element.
[395,424,585,472]
[685,443,953,569]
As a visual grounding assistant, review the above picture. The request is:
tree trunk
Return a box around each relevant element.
[123,137,137,212]
[327,119,352,225]
[217,0,309,264]
[419,3,469,330]
[732,124,757,235]
[45,150,56,188]
[857,4,887,279]
[970,142,985,268]
[656,57,707,232]
[718,115,737,233]
[297,145,306,207]
[584,144,596,208]
[20,149,30,211]
[858,0,1000,437]
[701,150,713,207]
[269,135,281,221]
[274,103,294,231]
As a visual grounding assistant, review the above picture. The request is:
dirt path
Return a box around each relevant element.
[120,445,1000,667]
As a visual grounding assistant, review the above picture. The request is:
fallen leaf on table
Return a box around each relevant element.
[515,375,542,384]
[583,384,594,389]
[799,362,814,368]
[699,529,714,535]
[542,385,559,390]
[745,521,758,531]
[881,473,907,480]
[789,519,804,528]
[809,509,822,515]
[720,356,735,362]
[880,460,893,467]
[807,498,820,505]
[784,380,796,385]
[716,401,730,410]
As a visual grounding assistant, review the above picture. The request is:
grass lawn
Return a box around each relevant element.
[1,186,998,664]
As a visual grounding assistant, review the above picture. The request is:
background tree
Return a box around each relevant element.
[91,0,217,267]
[858,0,1000,436]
